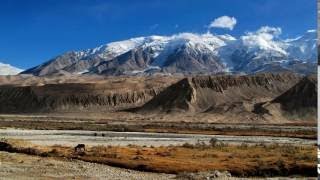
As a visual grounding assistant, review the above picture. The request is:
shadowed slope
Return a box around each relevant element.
[137,73,301,114]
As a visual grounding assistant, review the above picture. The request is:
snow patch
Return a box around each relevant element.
[0,62,23,75]
[131,66,161,74]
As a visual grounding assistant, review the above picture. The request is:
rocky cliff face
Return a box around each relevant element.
[0,76,179,113]
[0,73,315,123]
[0,86,42,113]
[271,75,316,111]
[137,73,302,114]
[255,75,317,121]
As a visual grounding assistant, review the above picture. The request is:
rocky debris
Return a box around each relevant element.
[0,151,173,179]
[176,170,232,180]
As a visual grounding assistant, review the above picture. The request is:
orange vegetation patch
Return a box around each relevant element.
[1,139,316,177]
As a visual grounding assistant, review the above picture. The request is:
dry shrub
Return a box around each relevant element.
[209,138,218,147]
[239,143,248,149]
[181,142,194,149]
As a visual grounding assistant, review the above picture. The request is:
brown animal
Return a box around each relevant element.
[74,144,85,152]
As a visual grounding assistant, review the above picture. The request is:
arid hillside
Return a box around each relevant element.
[0,75,180,112]
[256,75,317,122]
[135,73,317,123]
[0,73,316,124]
[137,73,302,114]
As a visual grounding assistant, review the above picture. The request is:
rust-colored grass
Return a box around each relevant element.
[0,139,316,177]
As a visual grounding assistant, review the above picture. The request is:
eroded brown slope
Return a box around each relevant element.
[138,73,302,114]
[0,76,180,113]
[0,73,316,124]
[272,75,317,111]
[257,75,317,121]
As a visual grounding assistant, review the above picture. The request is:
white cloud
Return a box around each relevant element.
[209,16,237,30]
[240,26,286,54]
[244,26,282,43]
[254,26,282,38]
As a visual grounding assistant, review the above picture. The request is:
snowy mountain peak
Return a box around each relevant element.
[21,27,317,76]
[74,33,237,61]
[81,36,148,59]
[0,62,23,75]
[284,29,317,61]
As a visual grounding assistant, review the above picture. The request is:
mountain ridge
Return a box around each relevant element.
[21,27,317,76]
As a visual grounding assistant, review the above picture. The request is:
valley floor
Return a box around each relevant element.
[0,113,316,139]
[0,113,316,179]
[0,151,173,180]
[0,138,316,179]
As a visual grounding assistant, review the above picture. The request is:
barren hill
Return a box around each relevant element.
[0,75,180,113]
[137,73,302,114]
[256,75,317,121]
[0,73,315,124]
[272,75,316,111]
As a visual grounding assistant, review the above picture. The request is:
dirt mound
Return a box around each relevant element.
[138,73,302,114]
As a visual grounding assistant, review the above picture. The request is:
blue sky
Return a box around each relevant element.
[0,0,317,69]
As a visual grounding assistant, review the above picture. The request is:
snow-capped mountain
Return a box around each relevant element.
[21,27,317,76]
[284,30,317,62]
[0,62,23,75]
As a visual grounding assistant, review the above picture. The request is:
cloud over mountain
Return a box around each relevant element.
[209,16,237,30]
